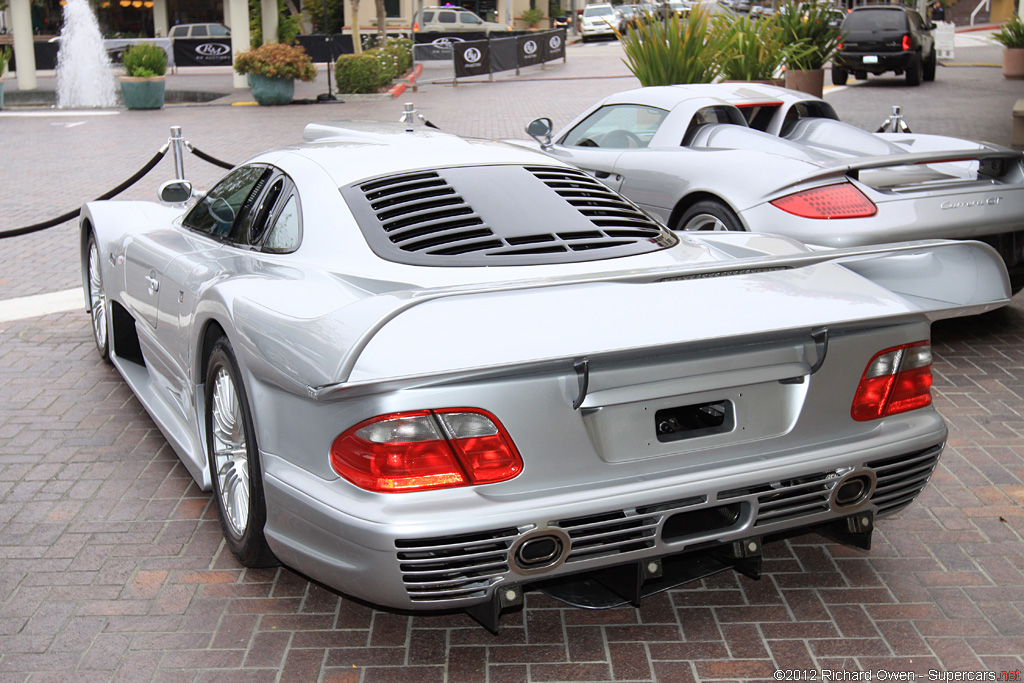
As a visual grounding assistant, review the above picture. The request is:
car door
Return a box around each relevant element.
[548,103,669,191]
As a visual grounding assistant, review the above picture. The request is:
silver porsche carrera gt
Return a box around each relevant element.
[81,120,1010,630]
[521,83,1024,292]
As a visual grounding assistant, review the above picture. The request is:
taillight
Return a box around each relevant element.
[851,341,932,421]
[330,409,523,492]
[770,182,877,219]
[902,34,911,50]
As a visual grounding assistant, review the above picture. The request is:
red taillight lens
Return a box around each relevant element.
[771,183,877,219]
[330,409,523,492]
[851,341,932,421]
[902,34,911,51]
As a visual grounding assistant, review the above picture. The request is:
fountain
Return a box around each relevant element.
[55,0,118,108]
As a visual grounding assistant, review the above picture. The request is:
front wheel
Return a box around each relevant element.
[205,338,277,568]
[923,49,937,81]
[675,200,745,233]
[86,234,110,361]
[831,66,848,86]
[906,53,922,86]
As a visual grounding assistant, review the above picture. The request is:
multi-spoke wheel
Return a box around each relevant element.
[205,337,277,567]
[86,235,109,360]
[675,200,745,233]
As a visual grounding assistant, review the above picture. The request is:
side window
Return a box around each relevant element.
[264,196,301,254]
[192,25,208,36]
[242,178,286,247]
[182,165,270,239]
[439,11,457,23]
[210,24,229,36]
[460,12,482,24]
[561,104,669,149]
[422,11,435,22]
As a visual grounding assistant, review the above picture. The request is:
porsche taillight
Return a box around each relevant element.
[330,409,523,492]
[770,182,877,219]
[902,34,911,51]
[851,341,933,421]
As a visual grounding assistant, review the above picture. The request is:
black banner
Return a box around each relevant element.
[516,34,542,68]
[172,38,233,67]
[8,41,60,71]
[294,34,353,61]
[489,36,517,74]
[453,40,490,78]
[542,30,567,62]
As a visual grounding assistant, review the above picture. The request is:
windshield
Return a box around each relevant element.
[844,9,908,31]
[584,6,615,16]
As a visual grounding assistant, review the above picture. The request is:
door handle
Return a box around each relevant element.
[593,171,612,179]
[145,274,160,294]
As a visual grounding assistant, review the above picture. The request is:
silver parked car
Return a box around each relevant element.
[521,84,1024,291]
[81,120,1008,630]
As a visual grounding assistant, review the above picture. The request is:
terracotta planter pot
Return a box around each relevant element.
[785,68,824,97]
[1003,47,1024,79]
[249,74,295,106]
[120,76,166,110]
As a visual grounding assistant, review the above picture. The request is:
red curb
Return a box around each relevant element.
[389,82,408,98]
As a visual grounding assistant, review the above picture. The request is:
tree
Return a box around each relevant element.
[375,0,386,45]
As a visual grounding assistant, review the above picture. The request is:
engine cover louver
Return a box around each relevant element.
[341,164,676,266]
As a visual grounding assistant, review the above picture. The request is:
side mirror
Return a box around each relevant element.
[526,117,554,148]
[159,180,193,204]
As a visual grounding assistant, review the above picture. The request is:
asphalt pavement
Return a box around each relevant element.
[0,33,1022,682]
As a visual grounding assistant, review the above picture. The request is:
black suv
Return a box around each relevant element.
[832,6,937,86]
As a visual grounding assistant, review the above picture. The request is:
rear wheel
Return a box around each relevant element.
[86,234,109,361]
[205,337,277,568]
[923,49,937,81]
[675,200,745,232]
[906,53,922,86]
[831,66,849,86]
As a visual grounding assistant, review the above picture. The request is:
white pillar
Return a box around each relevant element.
[11,0,36,91]
[153,0,169,37]
[261,0,278,43]
[228,0,251,88]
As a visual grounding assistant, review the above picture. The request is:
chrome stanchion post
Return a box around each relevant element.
[170,126,186,180]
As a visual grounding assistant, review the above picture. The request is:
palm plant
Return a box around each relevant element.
[616,7,725,86]
[992,14,1024,49]
[715,14,812,81]
[774,0,842,70]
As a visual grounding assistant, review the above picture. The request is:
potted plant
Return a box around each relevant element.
[233,42,317,106]
[521,8,545,29]
[120,43,168,110]
[715,14,811,84]
[616,7,725,85]
[775,0,843,97]
[992,14,1024,79]
[0,46,10,111]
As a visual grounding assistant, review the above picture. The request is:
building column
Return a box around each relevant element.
[261,0,278,42]
[153,0,169,37]
[228,0,251,88]
[11,0,36,90]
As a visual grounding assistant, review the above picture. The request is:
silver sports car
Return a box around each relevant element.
[520,83,1024,292]
[81,120,1009,630]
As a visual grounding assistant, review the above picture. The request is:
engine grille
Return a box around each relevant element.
[341,164,676,266]
[396,528,518,603]
[720,471,838,527]
[868,445,941,515]
[551,497,705,564]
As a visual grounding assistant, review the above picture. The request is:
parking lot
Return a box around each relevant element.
[1,36,1022,682]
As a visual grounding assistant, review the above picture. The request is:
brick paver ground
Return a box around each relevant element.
[0,37,1022,682]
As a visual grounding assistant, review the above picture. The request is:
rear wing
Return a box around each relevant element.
[301,238,1008,395]
[787,148,1024,190]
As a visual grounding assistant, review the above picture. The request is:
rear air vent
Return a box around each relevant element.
[341,164,677,267]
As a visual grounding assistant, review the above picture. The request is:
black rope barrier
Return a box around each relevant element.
[188,146,235,171]
[0,148,169,240]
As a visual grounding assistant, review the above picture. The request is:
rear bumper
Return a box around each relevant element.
[835,50,916,74]
[261,417,946,612]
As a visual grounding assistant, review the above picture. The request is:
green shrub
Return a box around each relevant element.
[122,43,168,77]
[521,8,545,27]
[234,42,317,81]
[370,47,402,81]
[617,7,724,85]
[775,1,842,70]
[993,14,1024,49]
[334,53,385,93]
[386,39,414,72]
[715,14,812,81]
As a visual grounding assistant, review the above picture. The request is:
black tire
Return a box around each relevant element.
[906,53,922,86]
[831,66,848,86]
[923,49,937,81]
[205,337,277,568]
[675,200,745,233]
[85,233,110,361]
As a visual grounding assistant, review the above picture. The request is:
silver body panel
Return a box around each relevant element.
[81,122,1010,611]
